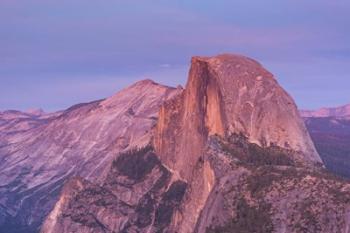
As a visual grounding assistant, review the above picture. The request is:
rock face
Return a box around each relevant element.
[155,54,321,180]
[301,103,350,119]
[194,135,350,233]
[0,80,180,233]
[152,54,323,232]
[41,146,188,233]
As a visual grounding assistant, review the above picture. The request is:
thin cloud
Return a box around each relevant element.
[1,1,349,110]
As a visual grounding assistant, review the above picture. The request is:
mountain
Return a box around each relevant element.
[0,80,180,233]
[39,54,350,233]
[301,104,350,179]
[301,103,350,119]
[152,54,322,232]
[154,54,321,180]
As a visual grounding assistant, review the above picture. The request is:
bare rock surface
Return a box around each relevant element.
[155,54,321,182]
[0,80,179,233]
[41,146,188,233]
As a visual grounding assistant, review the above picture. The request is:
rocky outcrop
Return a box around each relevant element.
[41,146,188,233]
[155,54,321,182]
[195,135,350,233]
[153,54,322,232]
[0,80,180,233]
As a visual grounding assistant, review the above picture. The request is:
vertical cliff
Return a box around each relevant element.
[153,54,322,232]
[154,54,321,181]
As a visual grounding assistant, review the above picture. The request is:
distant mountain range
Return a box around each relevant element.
[301,104,350,179]
[301,103,350,118]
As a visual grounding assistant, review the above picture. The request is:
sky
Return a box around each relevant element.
[1,0,349,111]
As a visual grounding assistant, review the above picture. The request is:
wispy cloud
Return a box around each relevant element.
[1,0,349,110]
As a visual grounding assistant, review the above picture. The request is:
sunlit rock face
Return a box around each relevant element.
[0,80,180,233]
[151,54,323,232]
[154,54,321,181]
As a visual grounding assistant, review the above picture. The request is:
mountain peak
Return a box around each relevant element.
[130,78,158,86]
[0,78,181,232]
[193,53,262,64]
[192,54,275,81]
[155,53,321,180]
[152,53,323,232]
[101,79,178,109]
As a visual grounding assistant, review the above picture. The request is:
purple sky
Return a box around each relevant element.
[1,0,349,111]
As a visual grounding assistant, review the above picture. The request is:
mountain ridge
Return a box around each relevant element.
[301,103,350,118]
[0,79,180,233]
[2,54,350,233]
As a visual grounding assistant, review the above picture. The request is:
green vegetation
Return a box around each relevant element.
[155,181,187,232]
[247,166,299,198]
[207,198,273,233]
[112,144,159,181]
[218,133,295,167]
[207,133,350,233]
